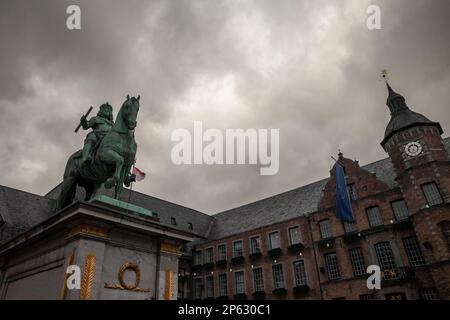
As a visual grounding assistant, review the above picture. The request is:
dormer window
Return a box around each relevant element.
[188,222,193,230]
[171,217,177,225]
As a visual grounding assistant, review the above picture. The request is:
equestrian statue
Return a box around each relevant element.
[56,95,141,211]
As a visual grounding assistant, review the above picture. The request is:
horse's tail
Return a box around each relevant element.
[56,150,82,211]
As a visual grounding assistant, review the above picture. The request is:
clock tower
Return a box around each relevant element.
[380,80,450,298]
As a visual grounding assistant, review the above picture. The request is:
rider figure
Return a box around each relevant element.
[80,103,114,164]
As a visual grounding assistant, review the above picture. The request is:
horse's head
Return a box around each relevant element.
[120,94,140,130]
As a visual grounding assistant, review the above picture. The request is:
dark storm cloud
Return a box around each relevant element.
[0,0,449,214]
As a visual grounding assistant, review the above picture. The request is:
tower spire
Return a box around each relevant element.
[380,70,408,113]
[379,69,443,149]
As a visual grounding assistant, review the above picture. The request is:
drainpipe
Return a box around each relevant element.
[307,216,324,300]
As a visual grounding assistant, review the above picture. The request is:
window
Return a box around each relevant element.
[324,253,341,280]
[374,242,397,278]
[268,231,280,249]
[217,244,227,261]
[193,278,203,299]
[205,247,214,263]
[403,237,426,267]
[293,260,307,286]
[234,271,245,294]
[349,248,367,277]
[194,250,202,265]
[319,219,332,239]
[272,264,285,289]
[170,217,177,225]
[288,226,301,245]
[439,221,450,250]
[359,294,375,300]
[252,268,264,292]
[391,199,410,221]
[366,206,383,227]
[347,183,358,201]
[385,293,406,300]
[218,273,228,297]
[205,276,214,298]
[419,288,440,300]
[188,222,193,230]
[233,240,243,258]
[250,236,261,254]
[343,221,357,233]
[421,182,443,206]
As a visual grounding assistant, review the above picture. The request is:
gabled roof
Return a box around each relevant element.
[3,138,449,244]
[206,136,450,240]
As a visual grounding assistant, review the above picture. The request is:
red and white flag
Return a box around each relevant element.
[132,166,146,181]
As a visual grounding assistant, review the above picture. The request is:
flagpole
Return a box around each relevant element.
[128,163,135,205]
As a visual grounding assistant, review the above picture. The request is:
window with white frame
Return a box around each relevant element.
[419,288,440,300]
[344,221,357,233]
[293,260,307,286]
[252,267,264,292]
[366,206,383,227]
[325,253,341,280]
[217,244,227,261]
[272,264,285,289]
[193,278,203,299]
[403,236,426,267]
[319,219,332,239]
[374,242,397,278]
[288,226,301,245]
[268,231,280,249]
[349,248,367,277]
[233,240,243,258]
[391,199,410,221]
[194,250,202,265]
[205,247,214,263]
[218,273,228,297]
[250,236,261,254]
[421,182,443,206]
[359,294,375,300]
[205,276,214,298]
[234,271,245,294]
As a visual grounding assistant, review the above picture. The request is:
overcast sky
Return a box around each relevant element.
[1,0,449,214]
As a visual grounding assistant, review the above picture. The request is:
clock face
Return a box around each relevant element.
[404,141,423,157]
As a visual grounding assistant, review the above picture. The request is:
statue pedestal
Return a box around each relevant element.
[89,195,157,219]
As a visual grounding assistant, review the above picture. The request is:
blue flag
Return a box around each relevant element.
[335,162,355,223]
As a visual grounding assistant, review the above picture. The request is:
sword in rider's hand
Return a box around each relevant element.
[74,106,93,133]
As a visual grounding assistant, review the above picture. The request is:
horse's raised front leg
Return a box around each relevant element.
[101,150,124,195]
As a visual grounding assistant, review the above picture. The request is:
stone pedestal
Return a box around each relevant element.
[0,198,194,300]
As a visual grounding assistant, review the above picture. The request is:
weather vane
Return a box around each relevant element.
[380,69,390,82]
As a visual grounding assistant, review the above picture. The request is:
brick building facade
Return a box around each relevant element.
[187,82,450,300]
[0,81,449,300]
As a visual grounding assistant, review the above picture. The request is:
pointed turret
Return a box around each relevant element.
[381,80,442,149]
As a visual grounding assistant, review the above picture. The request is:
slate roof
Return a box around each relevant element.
[207,136,450,240]
[383,108,442,144]
[382,83,443,145]
[2,138,449,244]
[45,184,213,238]
[0,185,55,245]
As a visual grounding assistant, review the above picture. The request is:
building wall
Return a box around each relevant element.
[190,148,450,300]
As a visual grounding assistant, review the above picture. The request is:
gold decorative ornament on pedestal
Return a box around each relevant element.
[105,262,150,292]
[80,253,96,300]
[164,269,174,300]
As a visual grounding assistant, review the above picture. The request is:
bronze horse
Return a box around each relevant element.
[56,95,140,210]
